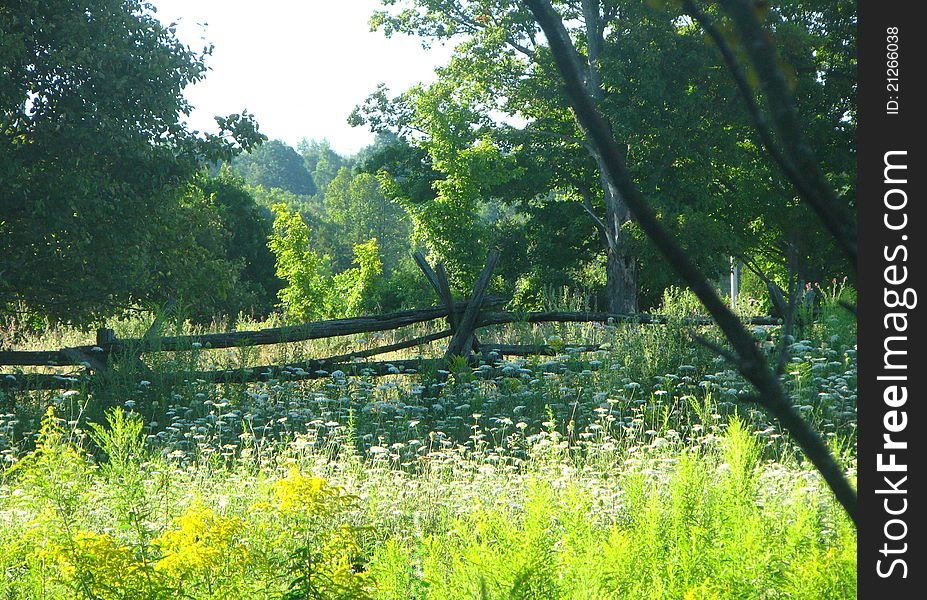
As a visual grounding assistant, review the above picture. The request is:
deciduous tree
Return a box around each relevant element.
[0,0,263,324]
[233,139,317,196]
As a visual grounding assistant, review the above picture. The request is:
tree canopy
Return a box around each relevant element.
[0,0,263,324]
[0,0,856,327]
[354,0,856,310]
[232,139,317,196]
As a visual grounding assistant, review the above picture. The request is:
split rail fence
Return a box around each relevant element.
[0,252,779,391]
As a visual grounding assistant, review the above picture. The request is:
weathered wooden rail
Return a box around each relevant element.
[0,252,781,391]
[0,310,777,367]
[0,301,499,367]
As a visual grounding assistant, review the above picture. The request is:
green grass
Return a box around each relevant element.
[0,299,857,598]
[0,409,855,599]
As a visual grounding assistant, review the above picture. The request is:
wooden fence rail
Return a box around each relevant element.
[0,300,500,368]
[0,310,779,369]
[0,252,782,391]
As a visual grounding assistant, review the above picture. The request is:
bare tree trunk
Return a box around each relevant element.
[602,172,638,313]
[605,248,638,313]
[584,0,639,313]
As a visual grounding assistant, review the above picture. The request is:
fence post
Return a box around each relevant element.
[413,253,457,325]
[90,327,117,378]
[96,328,116,347]
[445,250,499,360]
[55,328,113,374]
[413,252,485,355]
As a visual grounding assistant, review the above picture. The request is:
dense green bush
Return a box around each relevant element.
[268,204,389,321]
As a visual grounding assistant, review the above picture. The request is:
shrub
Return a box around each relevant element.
[269,204,386,321]
[268,204,334,322]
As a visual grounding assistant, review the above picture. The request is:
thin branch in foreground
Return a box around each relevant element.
[712,0,857,266]
[692,334,740,368]
[680,1,819,219]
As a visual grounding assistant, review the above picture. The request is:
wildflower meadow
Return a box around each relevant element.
[0,287,857,599]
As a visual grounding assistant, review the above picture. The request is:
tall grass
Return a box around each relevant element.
[0,409,854,599]
[0,289,857,598]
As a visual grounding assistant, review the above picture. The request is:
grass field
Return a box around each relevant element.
[0,300,857,599]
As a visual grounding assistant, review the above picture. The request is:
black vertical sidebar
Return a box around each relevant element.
[858,1,924,596]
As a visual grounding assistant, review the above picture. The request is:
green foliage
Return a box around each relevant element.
[268,205,388,321]
[812,279,856,349]
[268,205,333,323]
[374,254,437,311]
[249,183,322,216]
[509,273,547,312]
[660,286,708,318]
[356,133,442,211]
[357,0,856,309]
[1,317,858,599]
[0,0,263,324]
[737,266,774,315]
[400,130,522,286]
[140,170,284,324]
[299,138,346,195]
[230,138,421,316]
[233,139,317,196]
[3,412,854,599]
[355,86,554,292]
[369,421,855,599]
[332,238,385,317]
[325,168,410,274]
[6,407,90,522]
[87,409,155,545]
[190,169,282,317]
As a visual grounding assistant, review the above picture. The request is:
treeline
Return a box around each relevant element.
[1,0,855,332]
[212,132,623,323]
[350,0,856,316]
[193,131,602,323]
[0,1,420,329]
[223,135,427,321]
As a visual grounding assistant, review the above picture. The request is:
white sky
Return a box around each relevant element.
[151,0,453,156]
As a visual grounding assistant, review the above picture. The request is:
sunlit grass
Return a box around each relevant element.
[0,299,857,598]
[0,407,855,599]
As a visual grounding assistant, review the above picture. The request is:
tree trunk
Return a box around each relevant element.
[730,256,741,308]
[601,168,638,313]
[606,244,638,313]
[583,0,639,313]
